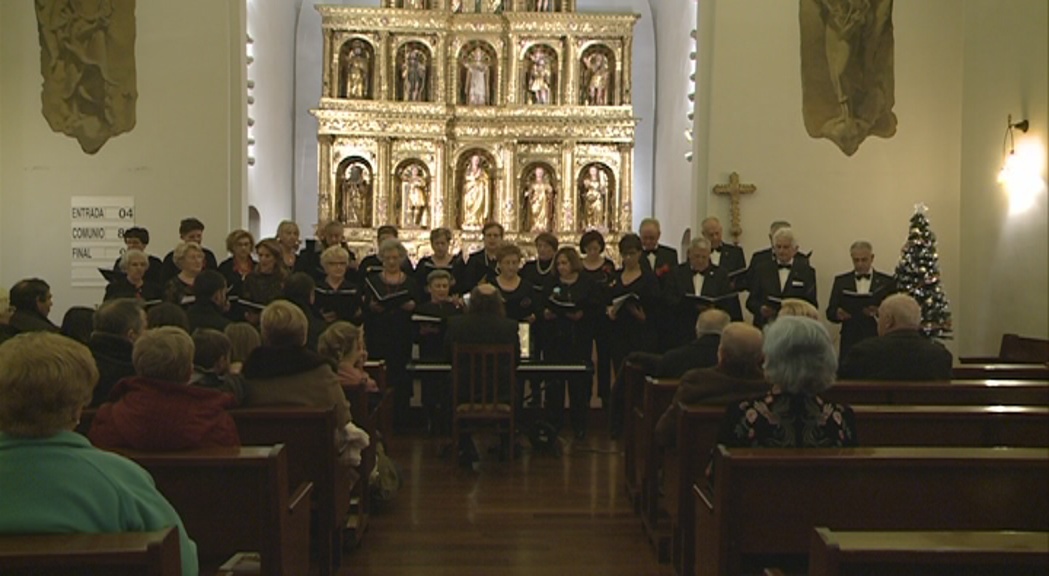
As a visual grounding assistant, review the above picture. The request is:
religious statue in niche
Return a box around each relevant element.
[580,164,609,230]
[340,41,371,100]
[401,163,430,228]
[799,0,896,156]
[533,0,554,11]
[526,47,553,105]
[581,50,611,106]
[338,160,372,227]
[35,0,137,154]
[462,46,492,106]
[460,153,491,230]
[523,165,554,232]
[400,45,429,102]
[403,0,428,8]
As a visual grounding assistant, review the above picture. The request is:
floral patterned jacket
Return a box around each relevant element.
[718,390,858,448]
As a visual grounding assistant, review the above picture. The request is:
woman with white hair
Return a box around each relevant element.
[163,241,206,307]
[104,249,164,302]
[0,333,199,575]
[718,316,857,447]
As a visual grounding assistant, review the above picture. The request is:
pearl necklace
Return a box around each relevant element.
[536,258,553,275]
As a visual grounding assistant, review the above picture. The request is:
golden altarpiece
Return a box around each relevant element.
[312,0,639,259]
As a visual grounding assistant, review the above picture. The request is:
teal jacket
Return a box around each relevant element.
[0,430,198,576]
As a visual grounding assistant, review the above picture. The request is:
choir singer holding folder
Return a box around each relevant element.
[825,241,895,359]
[669,238,739,347]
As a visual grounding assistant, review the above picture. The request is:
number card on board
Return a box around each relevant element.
[71,197,135,287]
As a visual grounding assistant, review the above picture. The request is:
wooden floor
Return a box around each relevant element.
[339,414,673,576]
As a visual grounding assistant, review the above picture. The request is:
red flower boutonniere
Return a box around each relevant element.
[655,264,671,278]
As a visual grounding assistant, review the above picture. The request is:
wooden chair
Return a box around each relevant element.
[451,343,517,462]
[809,526,1049,576]
[0,528,181,576]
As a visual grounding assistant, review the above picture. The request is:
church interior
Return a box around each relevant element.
[0,0,1047,575]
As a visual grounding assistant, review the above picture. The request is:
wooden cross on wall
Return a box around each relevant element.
[712,172,756,243]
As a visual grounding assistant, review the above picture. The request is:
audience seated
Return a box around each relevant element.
[242,300,353,451]
[655,308,730,379]
[223,321,260,372]
[190,329,246,405]
[777,297,820,319]
[318,321,377,392]
[0,332,198,576]
[185,270,231,333]
[0,296,16,345]
[718,316,857,448]
[283,272,327,351]
[60,306,95,344]
[7,278,59,334]
[838,293,953,381]
[145,302,190,331]
[88,299,147,407]
[655,322,766,447]
[89,327,240,451]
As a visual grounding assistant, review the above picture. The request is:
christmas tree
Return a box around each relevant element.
[895,204,953,339]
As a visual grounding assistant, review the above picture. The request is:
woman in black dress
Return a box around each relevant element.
[218,229,255,321]
[607,233,660,371]
[363,238,420,430]
[163,242,206,308]
[415,227,464,297]
[487,242,537,325]
[104,249,164,303]
[542,246,600,440]
[314,245,362,325]
[521,232,558,361]
[276,220,303,273]
[579,230,616,406]
[241,239,288,326]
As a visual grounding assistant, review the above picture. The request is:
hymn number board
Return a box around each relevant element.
[70,196,135,287]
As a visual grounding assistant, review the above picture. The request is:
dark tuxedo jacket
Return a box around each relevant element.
[668,263,740,344]
[655,333,720,379]
[826,270,896,359]
[745,258,818,328]
[745,247,810,292]
[654,365,767,447]
[640,244,679,279]
[838,329,953,381]
[640,244,680,349]
[712,243,747,288]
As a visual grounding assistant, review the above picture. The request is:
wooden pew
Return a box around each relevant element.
[808,526,1049,576]
[364,360,394,448]
[694,446,1049,576]
[342,360,393,548]
[960,333,1049,364]
[670,404,1049,576]
[620,361,649,509]
[230,407,352,576]
[120,446,312,576]
[951,363,1049,380]
[638,376,681,562]
[0,528,181,576]
[825,379,1049,406]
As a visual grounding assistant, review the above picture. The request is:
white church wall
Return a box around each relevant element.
[0,1,246,317]
[959,0,1049,354]
[696,0,965,355]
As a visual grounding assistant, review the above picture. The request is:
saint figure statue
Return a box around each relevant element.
[405,0,427,8]
[581,165,607,229]
[402,164,429,228]
[340,163,371,227]
[461,154,490,229]
[401,47,428,102]
[527,48,552,105]
[343,43,369,100]
[463,47,490,106]
[524,166,553,232]
[582,52,610,106]
[534,0,552,11]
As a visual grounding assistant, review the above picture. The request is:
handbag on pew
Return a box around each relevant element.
[371,442,401,504]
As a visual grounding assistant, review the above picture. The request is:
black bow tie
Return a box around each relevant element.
[644,249,656,255]
[855,273,872,280]
[777,263,792,270]
[712,245,723,252]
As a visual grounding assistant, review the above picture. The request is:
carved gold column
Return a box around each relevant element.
[378,31,390,101]
[618,142,632,232]
[621,34,632,105]
[434,32,447,104]
[561,140,575,233]
[318,135,335,222]
[375,137,391,226]
[507,35,520,105]
[564,36,578,105]
[433,141,446,228]
[323,32,334,99]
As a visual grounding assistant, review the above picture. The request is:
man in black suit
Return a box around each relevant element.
[160,218,220,282]
[746,227,818,328]
[701,217,747,290]
[746,220,810,289]
[839,293,953,380]
[112,227,165,285]
[826,241,896,360]
[668,238,737,348]
[639,218,679,350]
[654,322,767,447]
[443,284,520,465]
[655,308,729,378]
[462,222,505,292]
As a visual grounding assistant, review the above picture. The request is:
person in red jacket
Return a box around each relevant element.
[89,326,239,451]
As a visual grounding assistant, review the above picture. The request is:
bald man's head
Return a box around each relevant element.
[695,308,730,337]
[717,322,763,373]
[877,293,922,335]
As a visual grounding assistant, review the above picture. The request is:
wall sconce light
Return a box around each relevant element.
[997,114,1046,216]
[997,114,1029,181]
